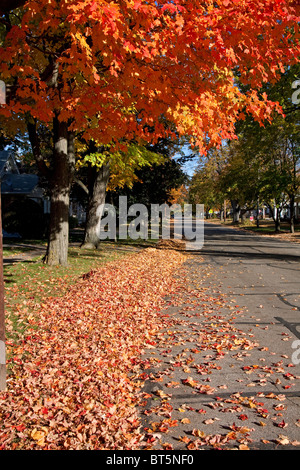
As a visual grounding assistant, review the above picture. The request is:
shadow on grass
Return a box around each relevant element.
[112,238,158,248]
[67,248,105,260]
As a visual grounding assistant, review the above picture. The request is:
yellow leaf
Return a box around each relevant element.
[276,435,290,445]
[30,428,48,446]
[192,429,206,438]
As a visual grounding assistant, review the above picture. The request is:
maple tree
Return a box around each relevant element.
[0,0,26,13]
[0,0,299,264]
[167,184,189,207]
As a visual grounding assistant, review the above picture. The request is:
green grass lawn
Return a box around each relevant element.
[237,220,300,234]
[209,218,300,234]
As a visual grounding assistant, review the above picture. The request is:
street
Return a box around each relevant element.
[200,222,300,350]
[140,222,300,450]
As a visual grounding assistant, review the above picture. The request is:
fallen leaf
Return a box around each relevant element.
[181,418,191,424]
[203,418,215,425]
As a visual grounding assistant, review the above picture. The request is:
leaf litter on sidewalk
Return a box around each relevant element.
[0,248,185,449]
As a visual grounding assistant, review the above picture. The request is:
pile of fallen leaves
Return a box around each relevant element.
[156,239,186,250]
[0,248,186,450]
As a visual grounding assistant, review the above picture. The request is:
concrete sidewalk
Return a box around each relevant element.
[3,242,47,265]
[138,224,300,450]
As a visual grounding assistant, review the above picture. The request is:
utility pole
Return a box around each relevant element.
[0,81,6,391]
[0,191,5,391]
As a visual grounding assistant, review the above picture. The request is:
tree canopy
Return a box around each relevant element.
[190,64,300,231]
[1,0,299,152]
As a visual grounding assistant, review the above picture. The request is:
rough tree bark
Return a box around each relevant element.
[268,203,281,232]
[44,116,75,266]
[81,163,110,249]
[275,210,281,232]
[231,200,241,223]
[289,194,295,234]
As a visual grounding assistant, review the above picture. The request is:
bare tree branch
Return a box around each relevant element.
[74,176,89,195]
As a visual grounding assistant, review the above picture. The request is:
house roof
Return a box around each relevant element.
[0,150,40,195]
[1,173,39,194]
[0,149,20,175]
[0,150,11,174]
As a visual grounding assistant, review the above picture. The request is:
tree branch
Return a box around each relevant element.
[26,117,51,179]
[74,176,89,195]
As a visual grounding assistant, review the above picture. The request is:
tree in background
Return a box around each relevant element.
[76,141,164,248]
[108,135,187,214]
[217,140,262,223]
[228,64,300,231]
[110,158,187,208]
[168,185,189,207]
[191,64,300,231]
[189,146,229,219]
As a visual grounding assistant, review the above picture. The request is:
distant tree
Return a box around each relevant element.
[189,147,228,219]
[230,64,300,231]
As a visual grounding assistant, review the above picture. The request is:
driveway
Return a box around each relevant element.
[139,222,300,450]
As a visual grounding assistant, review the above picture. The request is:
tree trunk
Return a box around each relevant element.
[267,202,280,232]
[275,207,281,233]
[231,200,240,223]
[0,193,6,391]
[44,117,75,266]
[289,195,295,234]
[81,164,110,249]
[241,209,247,223]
